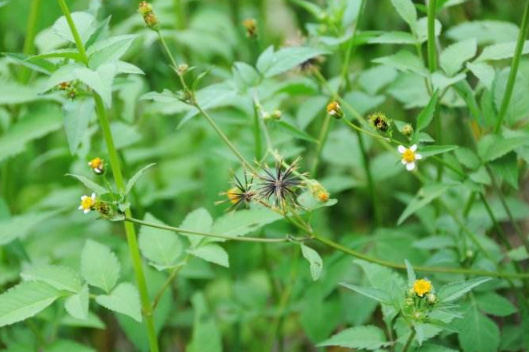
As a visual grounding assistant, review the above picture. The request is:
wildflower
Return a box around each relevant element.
[326,101,343,119]
[398,144,422,171]
[368,112,391,133]
[256,158,303,208]
[79,193,96,214]
[412,279,432,297]
[88,157,104,174]
[138,1,153,16]
[242,18,258,38]
[401,124,414,137]
[218,174,255,210]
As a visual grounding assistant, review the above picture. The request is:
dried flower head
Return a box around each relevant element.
[368,112,391,133]
[412,279,432,297]
[218,174,255,211]
[256,158,304,208]
[242,18,258,38]
[398,144,422,171]
[327,101,343,119]
[88,157,104,175]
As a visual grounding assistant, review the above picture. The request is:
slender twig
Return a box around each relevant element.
[55,2,159,350]
[152,256,190,311]
[253,99,263,161]
[20,0,41,82]
[495,0,529,132]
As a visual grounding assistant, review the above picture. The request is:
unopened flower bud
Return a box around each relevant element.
[143,13,159,29]
[177,64,189,75]
[271,110,282,120]
[401,123,414,137]
[427,293,436,304]
[405,298,414,306]
[242,18,258,38]
[326,101,343,119]
[138,1,153,16]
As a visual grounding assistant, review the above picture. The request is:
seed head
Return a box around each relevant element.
[368,112,391,133]
[218,174,255,211]
[256,158,304,208]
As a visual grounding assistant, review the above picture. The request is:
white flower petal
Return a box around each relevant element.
[406,162,416,171]
[398,145,406,153]
[91,193,96,200]
[410,144,417,152]
[84,209,90,214]
[415,153,423,160]
[78,206,83,210]
[401,159,407,165]
[81,196,87,201]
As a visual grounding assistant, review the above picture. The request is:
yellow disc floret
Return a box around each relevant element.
[79,193,96,214]
[227,188,240,204]
[413,279,432,297]
[88,157,104,174]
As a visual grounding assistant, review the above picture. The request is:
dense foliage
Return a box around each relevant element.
[1,0,529,351]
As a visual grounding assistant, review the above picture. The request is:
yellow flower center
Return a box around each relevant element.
[413,279,432,297]
[327,101,340,114]
[402,149,416,163]
[81,197,95,211]
[89,157,103,170]
[227,188,239,204]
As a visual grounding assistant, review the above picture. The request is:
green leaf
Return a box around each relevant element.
[187,293,222,352]
[274,120,319,143]
[179,208,213,248]
[454,303,500,352]
[318,325,388,350]
[440,39,477,76]
[47,340,95,352]
[4,53,57,75]
[81,240,121,293]
[475,40,529,62]
[87,34,138,69]
[476,292,517,317]
[437,277,491,303]
[419,145,458,158]
[0,107,62,163]
[398,183,449,225]
[65,285,89,320]
[340,283,391,304]
[493,68,529,124]
[259,46,329,78]
[390,0,417,29]
[446,20,518,45]
[0,209,62,246]
[0,281,62,327]
[211,207,282,237]
[478,134,529,162]
[125,163,156,195]
[96,282,142,322]
[455,147,481,170]
[139,213,183,268]
[368,31,417,45]
[431,72,466,91]
[67,174,109,195]
[21,265,82,293]
[74,64,117,107]
[373,50,428,76]
[63,99,95,155]
[30,49,83,62]
[187,244,229,268]
[416,90,439,132]
[405,259,416,286]
[52,12,97,45]
[467,62,495,90]
[300,244,323,281]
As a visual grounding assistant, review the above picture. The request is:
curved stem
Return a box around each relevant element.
[152,255,190,311]
[401,330,416,352]
[55,2,159,350]
[495,0,529,132]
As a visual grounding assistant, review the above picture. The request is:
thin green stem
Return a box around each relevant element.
[401,330,416,352]
[125,217,289,243]
[427,0,438,73]
[355,129,381,227]
[495,0,529,133]
[55,1,159,350]
[20,0,42,82]
[152,255,189,311]
[253,100,263,161]
[311,112,332,177]
[25,319,46,348]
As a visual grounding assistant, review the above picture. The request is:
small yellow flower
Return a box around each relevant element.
[242,18,258,38]
[79,193,96,214]
[326,101,343,119]
[317,190,330,203]
[226,188,240,204]
[398,144,422,171]
[88,157,104,174]
[412,279,432,297]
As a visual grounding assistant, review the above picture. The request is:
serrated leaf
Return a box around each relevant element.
[52,12,96,45]
[65,285,89,320]
[475,40,529,62]
[74,64,117,107]
[21,265,82,293]
[63,99,95,155]
[494,68,529,124]
[340,283,391,304]
[260,46,329,78]
[81,240,120,293]
[368,31,417,45]
[300,244,323,281]
[373,50,428,76]
[405,259,416,286]
[211,207,282,237]
[318,325,388,350]
[0,281,62,327]
[87,35,138,69]
[67,174,109,195]
[478,134,529,162]
[0,209,62,246]
[179,208,213,248]
[437,277,491,303]
[125,163,156,195]
[467,62,495,90]
[390,0,417,29]
[440,39,477,76]
[454,303,500,352]
[455,147,481,170]
[188,244,229,268]
[96,283,142,322]
[398,183,449,225]
[419,145,458,157]
[139,213,183,268]
[416,90,439,132]
[476,292,517,317]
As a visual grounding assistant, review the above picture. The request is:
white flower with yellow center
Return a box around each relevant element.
[79,193,96,214]
[398,144,422,171]
[88,157,104,174]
